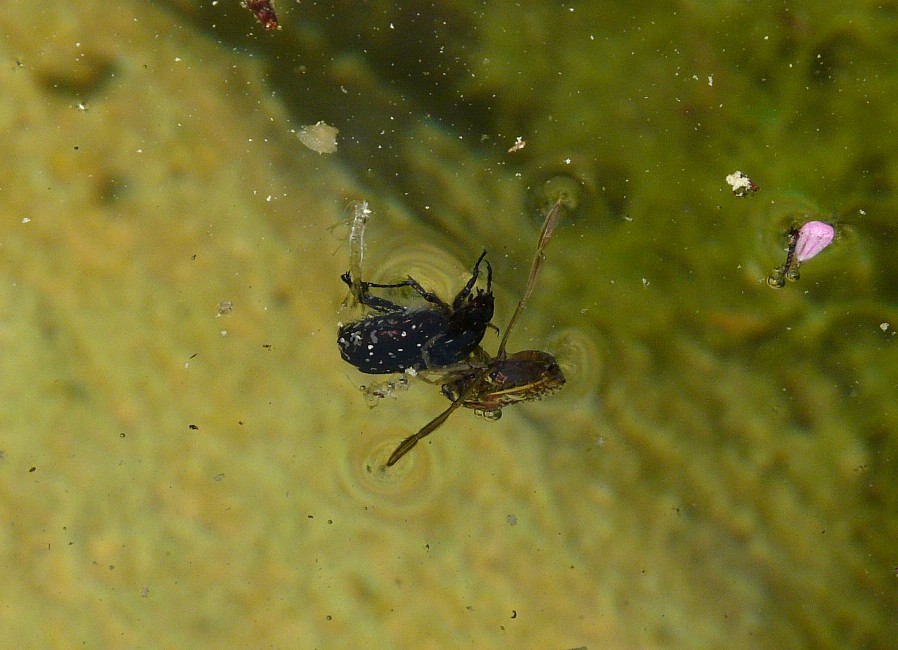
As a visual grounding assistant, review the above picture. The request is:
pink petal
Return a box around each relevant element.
[795,221,834,263]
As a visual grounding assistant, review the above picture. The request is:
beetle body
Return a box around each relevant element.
[440,350,566,420]
[337,252,494,374]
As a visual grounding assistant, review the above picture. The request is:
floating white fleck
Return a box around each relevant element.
[297,121,339,154]
[725,170,758,197]
[507,136,526,153]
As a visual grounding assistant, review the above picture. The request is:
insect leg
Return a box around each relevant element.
[341,271,408,313]
[385,400,464,466]
[367,274,449,311]
[419,332,447,370]
[497,199,565,357]
[391,276,449,310]
[385,367,489,467]
[451,250,489,309]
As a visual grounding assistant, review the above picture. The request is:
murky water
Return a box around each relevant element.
[1,1,896,647]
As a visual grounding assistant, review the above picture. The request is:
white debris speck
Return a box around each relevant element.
[507,136,526,153]
[725,170,758,196]
[297,121,339,154]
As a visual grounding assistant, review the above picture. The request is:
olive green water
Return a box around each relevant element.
[1,1,896,648]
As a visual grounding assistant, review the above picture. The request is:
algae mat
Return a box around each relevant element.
[0,1,896,649]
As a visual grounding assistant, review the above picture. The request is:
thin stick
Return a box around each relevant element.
[497,198,566,357]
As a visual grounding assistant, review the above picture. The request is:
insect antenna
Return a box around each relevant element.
[497,197,567,358]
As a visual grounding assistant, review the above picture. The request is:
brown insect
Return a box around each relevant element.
[385,197,569,466]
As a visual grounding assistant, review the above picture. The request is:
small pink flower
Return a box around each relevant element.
[767,220,836,288]
[795,221,834,262]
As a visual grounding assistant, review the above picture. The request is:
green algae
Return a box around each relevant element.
[1,0,896,648]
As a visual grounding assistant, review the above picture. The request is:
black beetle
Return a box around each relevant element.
[337,251,494,374]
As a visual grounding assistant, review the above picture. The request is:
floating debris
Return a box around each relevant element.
[767,220,835,288]
[243,0,280,30]
[346,201,371,306]
[725,170,759,197]
[297,121,339,154]
[359,375,410,405]
[794,220,835,263]
[507,136,526,153]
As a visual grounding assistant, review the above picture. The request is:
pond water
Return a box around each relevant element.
[1,1,895,647]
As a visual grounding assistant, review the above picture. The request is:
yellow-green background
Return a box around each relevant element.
[1,1,895,647]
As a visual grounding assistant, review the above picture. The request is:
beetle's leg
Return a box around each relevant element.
[401,276,450,310]
[451,250,488,310]
[419,334,444,370]
[344,269,450,311]
[416,350,488,386]
[342,270,415,291]
[420,329,472,370]
[341,270,408,313]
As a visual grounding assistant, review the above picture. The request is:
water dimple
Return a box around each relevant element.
[336,427,444,517]
[544,327,604,405]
